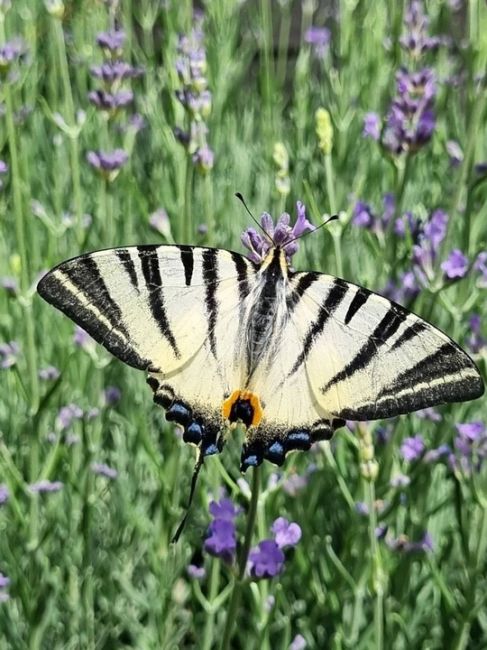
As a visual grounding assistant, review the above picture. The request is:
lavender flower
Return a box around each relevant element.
[187,564,206,580]
[91,462,118,479]
[1,276,17,295]
[149,209,171,238]
[248,540,285,579]
[304,26,331,57]
[88,89,133,112]
[474,252,487,287]
[57,403,83,430]
[86,149,128,180]
[29,480,64,493]
[446,140,463,167]
[0,38,24,72]
[0,572,10,602]
[412,209,449,285]
[0,341,20,369]
[204,497,238,563]
[353,201,374,228]
[363,112,381,140]
[289,634,307,650]
[204,518,237,563]
[90,61,143,84]
[415,407,441,421]
[271,517,302,548]
[73,325,94,349]
[96,30,125,55]
[0,484,9,505]
[241,201,314,263]
[423,443,451,463]
[390,473,411,488]
[400,435,425,461]
[103,386,121,406]
[38,365,60,381]
[174,11,213,172]
[400,1,441,57]
[282,472,308,496]
[382,271,420,305]
[467,314,486,353]
[441,249,469,279]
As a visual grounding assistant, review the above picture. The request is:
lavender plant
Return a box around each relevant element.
[0,1,486,649]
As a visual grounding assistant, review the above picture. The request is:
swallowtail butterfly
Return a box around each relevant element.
[38,237,484,472]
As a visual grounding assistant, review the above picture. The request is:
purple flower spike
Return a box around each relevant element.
[29,480,64,493]
[88,89,133,111]
[96,30,125,53]
[304,26,331,57]
[187,564,206,580]
[456,421,485,440]
[86,150,128,179]
[90,61,144,83]
[57,403,83,430]
[209,498,240,521]
[38,365,60,381]
[248,539,285,579]
[204,518,237,563]
[467,314,486,353]
[0,341,20,369]
[353,201,374,228]
[400,435,425,461]
[241,202,314,263]
[103,386,121,406]
[91,462,118,479]
[0,160,8,174]
[0,484,9,505]
[363,112,381,140]
[441,249,469,279]
[271,517,302,548]
[0,573,10,589]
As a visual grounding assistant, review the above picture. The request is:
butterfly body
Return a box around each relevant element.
[38,243,484,471]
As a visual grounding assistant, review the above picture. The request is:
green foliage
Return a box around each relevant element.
[0,1,486,648]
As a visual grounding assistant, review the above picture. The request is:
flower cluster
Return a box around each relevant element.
[0,573,10,603]
[0,341,20,369]
[364,1,443,155]
[241,201,314,264]
[197,498,301,581]
[87,27,143,180]
[450,421,487,475]
[304,26,331,58]
[174,10,213,174]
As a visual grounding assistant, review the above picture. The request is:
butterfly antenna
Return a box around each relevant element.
[171,450,205,544]
[284,213,339,248]
[235,192,275,245]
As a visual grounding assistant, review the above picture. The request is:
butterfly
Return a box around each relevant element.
[37,226,485,475]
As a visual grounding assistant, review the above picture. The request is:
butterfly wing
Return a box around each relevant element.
[239,270,484,469]
[38,244,257,454]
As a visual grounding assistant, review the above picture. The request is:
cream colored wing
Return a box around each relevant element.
[38,245,257,455]
[239,271,484,470]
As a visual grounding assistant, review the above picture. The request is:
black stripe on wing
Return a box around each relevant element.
[289,278,349,376]
[231,251,251,302]
[337,343,483,420]
[202,248,219,357]
[37,266,150,370]
[116,249,139,292]
[286,272,320,313]
[138,246,180,358]
[322,305,408,393]
[344,287,371,324]
[178,245,194,286]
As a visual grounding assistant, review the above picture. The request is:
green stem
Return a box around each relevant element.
[366,480,384,650]
[184,155,193,243]
[220,466,261,650]
[324,153,342,277]
[53,18,84,243]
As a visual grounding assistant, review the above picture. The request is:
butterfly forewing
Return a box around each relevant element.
[288,272,484,420]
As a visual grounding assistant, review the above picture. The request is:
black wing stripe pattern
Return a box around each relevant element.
[344,287,371,324]
[37,260,149,370]
[287,272,320,313]
[322,306,408,392]
[290,278,349,375]
[231,251,251,302]
[116,249,139,291]
[202,248,219,357]
[138,247,181,358]
[178,245,194,286]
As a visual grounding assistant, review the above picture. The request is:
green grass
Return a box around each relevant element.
[1,1,487,648]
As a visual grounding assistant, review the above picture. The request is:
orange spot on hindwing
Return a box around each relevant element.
[222,390,263,428]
